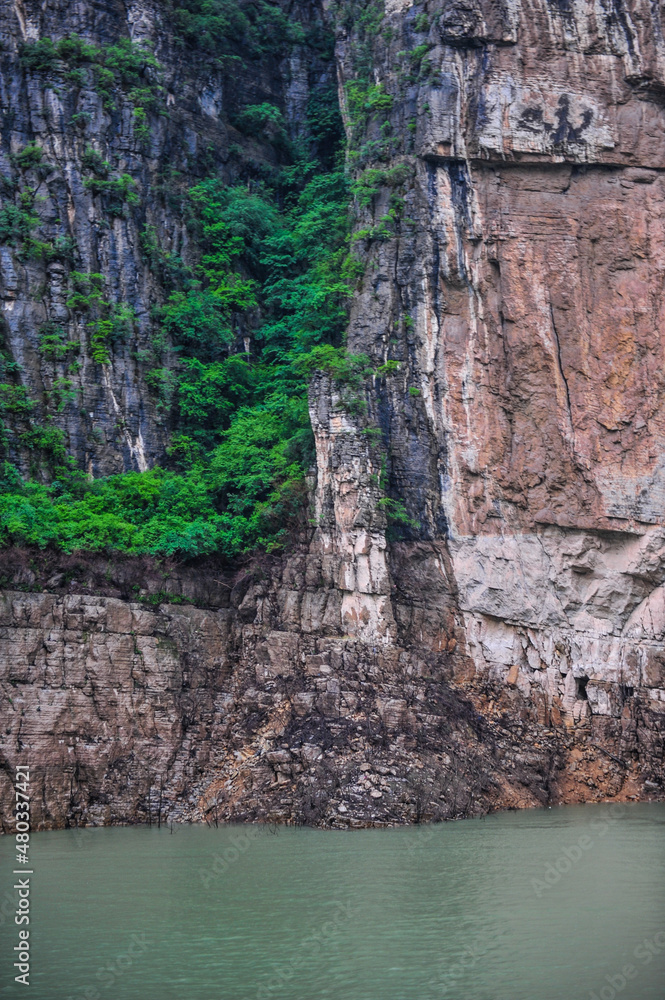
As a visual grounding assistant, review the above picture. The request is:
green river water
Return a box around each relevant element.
[0,802,663,1000]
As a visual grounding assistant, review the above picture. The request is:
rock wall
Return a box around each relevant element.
[0,0,332,474]
[0,552,659,830]
[326,0,665,778]
[1,0,664,827]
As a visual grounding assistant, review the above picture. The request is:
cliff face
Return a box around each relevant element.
[0,0,332,475]
[329,0,665,792]
[1,0,664,828]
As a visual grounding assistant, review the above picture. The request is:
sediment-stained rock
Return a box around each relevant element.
[0,536,661,829]
[1,0,665,826]
[331,0,665,789]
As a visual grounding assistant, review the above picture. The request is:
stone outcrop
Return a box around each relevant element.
[1,0,665,827]
[1,556,659,830]
[328,0,665,800]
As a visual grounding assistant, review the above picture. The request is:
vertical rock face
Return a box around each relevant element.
[328,0,665,747]
[1,0,173,474]
[0,0,664,828]
[0,0,332,474]
[309,374,397,642]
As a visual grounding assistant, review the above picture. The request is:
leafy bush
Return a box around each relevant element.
[164,0,299,65]
[83,173,139,216]
[20,34,163,136]
[88,305,135,364]
[294,344,372,384]
[11,144,45,171]
[0,203,38,245]
[351,163,412,206]
[0,463,294,558]
[38,324,70,360]
[19,38,59,72]
[81,146,110,176]
[66,274,135,364]
[175,356,255,448]
[158,289,238,359]
[49,378,77,412]
[0,384,33,417]
[2,9,380,560]
[234,103,285,135]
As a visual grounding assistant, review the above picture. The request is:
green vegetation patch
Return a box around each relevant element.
[0,69,368,559]
[66,273,136,364]
[0,3,413,561]
[163,0,308,66]
[20,34,163,138]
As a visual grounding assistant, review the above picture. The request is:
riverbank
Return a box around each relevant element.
[1,586,662,833]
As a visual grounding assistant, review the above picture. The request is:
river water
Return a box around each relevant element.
[0,802,663,1000]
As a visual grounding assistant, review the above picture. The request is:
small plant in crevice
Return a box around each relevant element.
[49,377,78,413]
[19,34,164,143]
[0,160,77,263]
[11,143,48,174]
[66,273,135,365]
[0,201,39,249]
[377,496,418,528]
[38,324,71,361]
[83,173,139,217]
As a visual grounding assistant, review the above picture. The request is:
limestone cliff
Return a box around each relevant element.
[0,0,333,474]
[0,0,664,829]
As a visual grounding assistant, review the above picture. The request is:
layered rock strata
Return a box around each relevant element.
[1,0,665,826]
[1,551,659,830]
[327,0,665,807]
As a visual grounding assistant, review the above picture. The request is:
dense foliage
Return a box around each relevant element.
[164,0,306,63]
[0,54,363,558]
[20,35,163,141]
[0,1,424,558]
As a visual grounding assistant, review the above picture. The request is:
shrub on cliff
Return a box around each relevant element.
[1,3,372,561]
[0,158,352,558]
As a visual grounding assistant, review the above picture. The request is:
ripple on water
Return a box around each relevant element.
[0,802,663,1000]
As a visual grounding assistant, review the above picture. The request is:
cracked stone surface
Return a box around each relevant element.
[1,0,665,827]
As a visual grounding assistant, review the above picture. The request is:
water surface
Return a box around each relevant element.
[1,803,664,1000]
